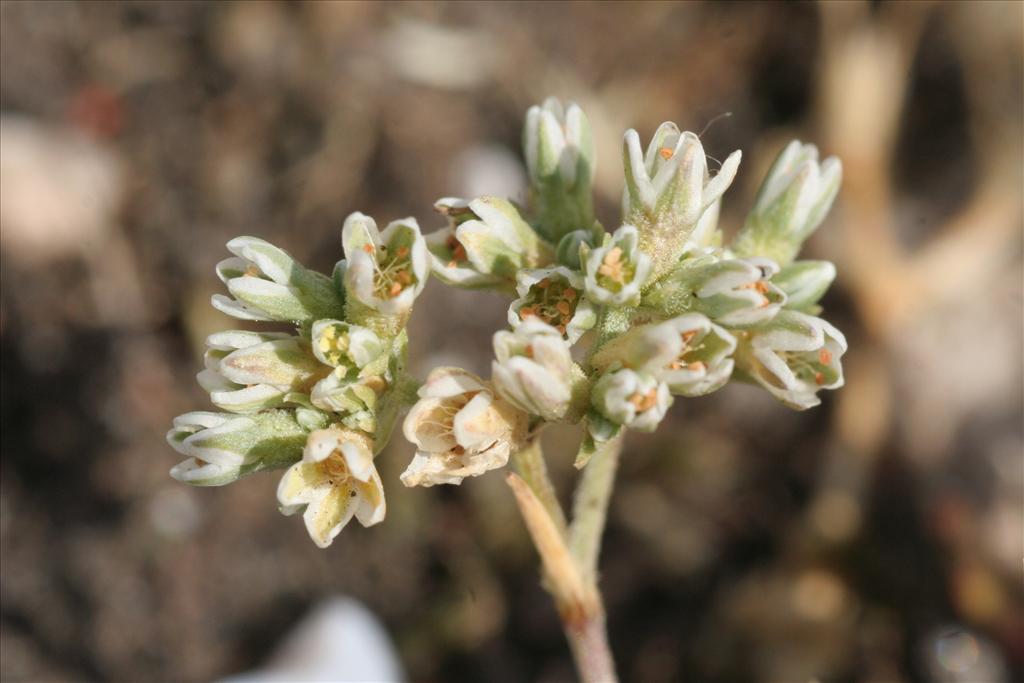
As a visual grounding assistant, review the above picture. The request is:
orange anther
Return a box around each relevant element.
[659,147,674,160]
[819,349,832,365]
[815,372,825,385]
[362,243,375,254]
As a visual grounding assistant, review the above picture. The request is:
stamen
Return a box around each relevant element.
[362,243,375,254]
[628,389,658,412]
[815,372,825,385]
[819,349,832,365]
[659,147,674,160]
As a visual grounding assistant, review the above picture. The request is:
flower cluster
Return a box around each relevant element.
[168,97,848,548]
[168,214,427,547]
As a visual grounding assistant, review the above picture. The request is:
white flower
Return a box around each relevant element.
[198,331,326,413]
[582,224,652,307]
[401,367,528,487]
[277,429,386,548]
[309,372,387,433]
[491,320,573,421]
[732,140,842,265]
[342,212,428,315]
[425,196,552,288]
[600,313,736,397]
[311,319,384,370]
[622,122,741,227]
[508,266,597,344]
[643,255,786,328]
[167,410,308,486]
[738,310,847,410]
[211,236,344,323]
[591,369,673,432]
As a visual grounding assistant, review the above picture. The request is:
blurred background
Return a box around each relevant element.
[1,2,1021,681]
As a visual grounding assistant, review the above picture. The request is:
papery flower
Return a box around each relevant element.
[642,255,786,328]
[342,212,428,315]
[425,196,552,288]
[736,310,847,410]
[508,267,597,344]
[310,319,384,370]
[622,123,741,278]
[211,237,345,323]
[772,260,836,314]
[198,331,326,413]
[523,97,595,242]
[591,368,672,432]
[277,428,385,548]
[491,320,573,421]
[401,367,528,487]
[582,224,652,307]
[732,140,842,266]
[167,410,309,486]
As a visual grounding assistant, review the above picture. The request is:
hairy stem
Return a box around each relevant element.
[569,434,623,586]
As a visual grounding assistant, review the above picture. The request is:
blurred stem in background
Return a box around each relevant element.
[510,436,623,683]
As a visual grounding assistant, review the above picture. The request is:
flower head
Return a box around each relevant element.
[732,140,842,266]
[492,320,573,421]
[736,310,847,410]
[211,237,345,323]
[509,267,597,344]
[425,196,552,288]
[592,368,672,432]
[342,212,428,315]
[277,428,385,548]
[167,410,309,486]
[401,368,528,487]
[582,224,652,307]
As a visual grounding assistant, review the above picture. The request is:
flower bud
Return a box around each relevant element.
[425,196,552,288]
[772,260,836,313]
[555,228,595,269]
[581,224,652,307]
[401,367,528,486]
[523,97,595,242]
[167,410,308,486]
[491,320,573,420]
[199,332,325,413]
[732,140,842,266]
[735,310,847,410]
[591,369,672,432]
[622,124,741,280]
[211,237,345,324]
[310,371,388,433]
[642,255,786,328]
[277,428,385,548]
[342,212,428,316]
[508,267,597,344]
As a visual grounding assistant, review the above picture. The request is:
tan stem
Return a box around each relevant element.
[512,439,568,537]
[569,435,623,585]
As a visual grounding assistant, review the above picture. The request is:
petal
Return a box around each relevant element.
[354,471,386,527]
[276,460,325,512]
[303,484,358,549]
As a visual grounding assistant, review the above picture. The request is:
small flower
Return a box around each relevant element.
[643,255,786,328]
[342,212,428,315]
[508,267,597,344]
[401,367,528,487]
[582,224,652,307]
[425,196,552,288]
[167,410,309,486]
[771,260,836,314]
[211,237,345,324]
[523,97,595,242]
[622,123,741,278]
[591,368,673,432]
[732,140,842,266]
[198,331,326,413]
[311,319,384,370]
[310,371,388,433]
[736,310,847,410]
[277,428,385,548]
[491,320,573,421]
[593,313,737,397]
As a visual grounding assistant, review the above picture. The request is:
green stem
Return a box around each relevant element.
[568,434,623,585]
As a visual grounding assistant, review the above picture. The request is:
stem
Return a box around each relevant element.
[565,608,617,683]
[569,435,623,585]
[512,439,568,537]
